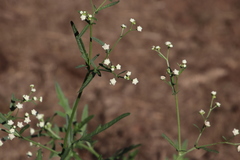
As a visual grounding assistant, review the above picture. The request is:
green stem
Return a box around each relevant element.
[21,136,59,154]
[89,24,93,62]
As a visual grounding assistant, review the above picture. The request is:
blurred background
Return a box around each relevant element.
[1,0,240,159]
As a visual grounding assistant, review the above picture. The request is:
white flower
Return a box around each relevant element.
[30,128,35,135]
[126,71,132,76]
[182,59,187,64]
[36,114,44,120]
[116,64,121,70]
[17,122,24,128]
[173,69,179,76]
[232,128,239,136]
[39,96,43,102]
[27,151,32,157]
[165,41,173,48]
[137,26,142,32]
[109,78,117,85]
[23,95,30,101]
[215,102,221,107]
[30,84,34,88]
[24,117,31,124]
[80,14,87,21]
[33,96,37,101]
[9,128,15,133]
[121,24,127,28]
[160,76,166,80]
[237,145,240,152]
[25,112,29,117]
[102,43,110,50]
[0,140,3,146]
[132,78,139,85]
[37,122,45,128]
[104,58,111,65]
[211,91,217,96]
[31,88,36,92]
[31,109,37,116]
[8,133,15,140]
[130,18,136,24]
[199,109,205,115]
[16,103,23,109]
[111,65,115,71]
[204,121,211,127]
[7,120,14,126]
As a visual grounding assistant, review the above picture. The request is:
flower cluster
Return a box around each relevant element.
[102,58,138,85]
[79,11,93,21]
[121,18,142,33]
[0,84,44,153]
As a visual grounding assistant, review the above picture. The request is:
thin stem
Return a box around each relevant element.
[21,136,59,154]
[89,24,93,62]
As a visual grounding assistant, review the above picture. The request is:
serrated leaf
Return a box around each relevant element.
[97,1,120,12]
[162,133,177,149]
[79,113,130,142]
[55,83,71,116]
[75,115,94,134]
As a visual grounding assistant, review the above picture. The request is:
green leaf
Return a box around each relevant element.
[70,21,89,63]
[75,115,94,134]
[91,37,105,46]
[81,105,89,131]
[198,146,219,153]
[162,133,177,149]
[66,115,73,146]
[78,71,96,93]
[55,83,71,117]
[75,64,87,69]
[0,113,7,124]
[35,149,43,160]
[19,124,30,135]
[97,1,120,12]
[56,111,66,118]
[106,144,141,160]
[193,124,201,132]
[79,113,130,142]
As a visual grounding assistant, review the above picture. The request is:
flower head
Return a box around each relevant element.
[121,24,127,29]
[27,151,32,157]
[137,26,142,32]
[173,69,179,76]
[211,91,217,96]
[165,41,173,48]
[233,128,239,136]
[104,58,111,65]
[0,140,3,146]
[116,64,121,70]
[24,117,31,124]
[16,103,23,109]
[204,121,211,127]
[102,43,110,50]
[8,133,15,140]
[237,146,240,152]
[130,18,136,24]
[109,78,117,85]
[17,122,24,128]
[39,96,43,102]
[199,109,205,115]
[7,120,14,126]
[23,95,30,101]
[132,78,139,85]
[30,128,35,135]
[215,102,221,107]
[160,76,166,80]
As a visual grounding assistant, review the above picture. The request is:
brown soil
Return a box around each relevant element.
[1,0,240,160]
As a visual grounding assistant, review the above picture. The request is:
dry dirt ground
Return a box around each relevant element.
[1,0,240,160]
